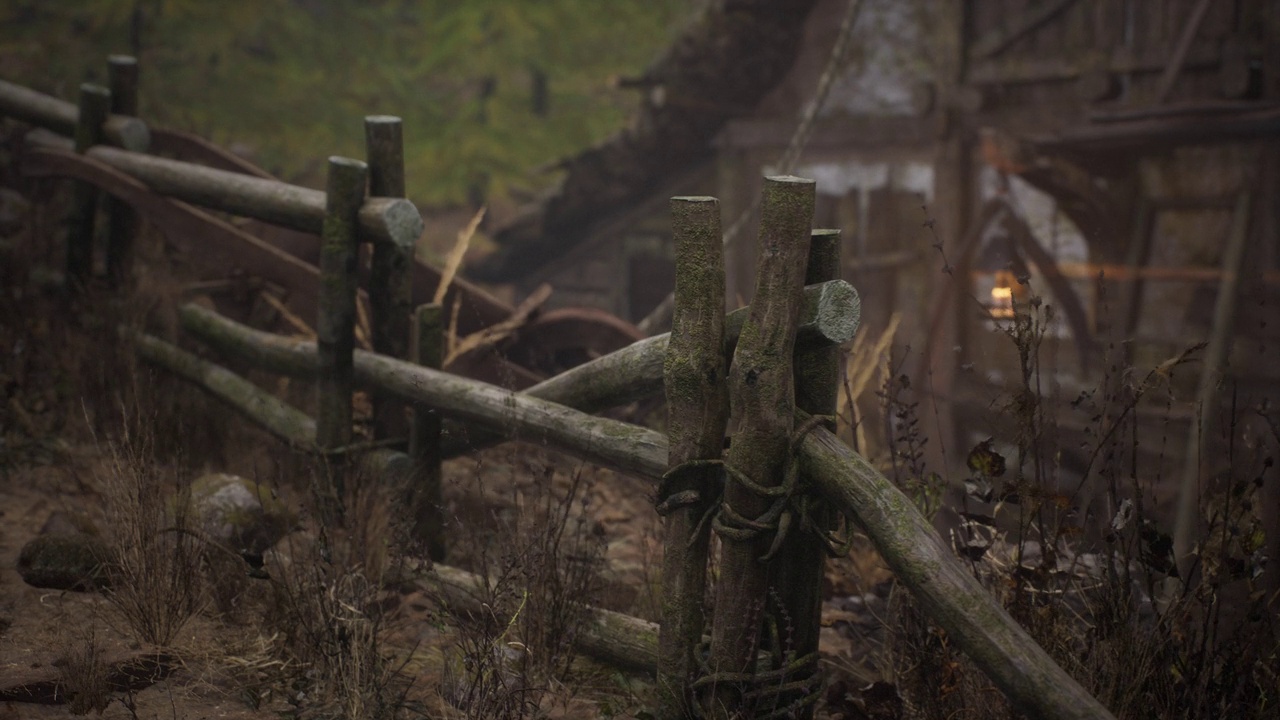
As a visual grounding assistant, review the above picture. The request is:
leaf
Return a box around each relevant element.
[1139,520,1178,577]
[966,438,1006,478]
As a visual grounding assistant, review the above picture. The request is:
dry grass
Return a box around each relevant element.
[827,288,1280,720]
[98,411,207,647]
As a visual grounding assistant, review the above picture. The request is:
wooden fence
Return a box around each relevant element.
[1,58,1116,720]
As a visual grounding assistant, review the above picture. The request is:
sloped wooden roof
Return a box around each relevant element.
[471,0,820,282]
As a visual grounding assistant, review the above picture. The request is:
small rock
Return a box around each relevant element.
[39,510,99,537]
[187,473,295,557]
[16,534,111,591]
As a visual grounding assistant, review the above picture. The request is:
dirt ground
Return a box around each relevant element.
[0,145,892,717]
[0,283,885,720]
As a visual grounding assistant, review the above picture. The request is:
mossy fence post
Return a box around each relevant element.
[364,115,414,440]
[657,196,729,719]
[315,156,369,521]
[772,227,843,717]
[701,175,815,719]
[105,55,142,288]
[66,82,110,286]
[410,302,445,561]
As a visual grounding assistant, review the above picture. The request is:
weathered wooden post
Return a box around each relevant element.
[701,175,814,719]
[364,115,414,439]
[657,196,730,719]
[66,83,110,286]
[409,302,446,560]
[105,55,142,288]
[772,227,844,717]
[315,156,368,520]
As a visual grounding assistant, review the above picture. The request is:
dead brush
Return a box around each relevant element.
[874,287,1280,719]
[56,628,114,716]
[260,467,416,720]
[438,453,607,718]
[98,411,206,647]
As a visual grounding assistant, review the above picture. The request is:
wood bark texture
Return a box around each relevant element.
[179,278,859,459]
[410,303,446,561]
[316,157,367,510]
[23,129,420,250]
[704,176,814,718]
[365,115,413,440]
[0,77,149,150]
[66,83,110,285]
[771,228,843,718]
[657,197,729,719]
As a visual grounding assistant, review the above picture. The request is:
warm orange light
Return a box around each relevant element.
[990,286,1014,319]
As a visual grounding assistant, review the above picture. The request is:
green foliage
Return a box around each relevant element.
[1,0,689,204]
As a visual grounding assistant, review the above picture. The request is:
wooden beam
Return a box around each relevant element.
[1155,0,1215,104]
[969,0,1080,60]
[0,78,149,151]
[24,129,421,250]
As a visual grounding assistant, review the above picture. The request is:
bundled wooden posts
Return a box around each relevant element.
[657,197,730,719]
[702,176,815,719]
[410,303,446,560]
[105,55,142,288]
[364,115,414,440]
[772,228,845,718]
[66,83,110,286]
[315,156,369,518]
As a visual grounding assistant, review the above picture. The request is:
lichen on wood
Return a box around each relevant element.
[772,228,844,718]
[316,156,368,509]
[365,115,413,440]
[703,175,814,718]
[657,196,728,718]
[66,83,110,285]
[410,303,445,561]
[177,279,860,460]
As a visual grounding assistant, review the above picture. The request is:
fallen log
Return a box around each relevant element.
[421,564,659,675]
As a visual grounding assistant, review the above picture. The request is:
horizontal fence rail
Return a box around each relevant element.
[0,78,150,151]
[161,299,1113,720]
[24,129,421,250]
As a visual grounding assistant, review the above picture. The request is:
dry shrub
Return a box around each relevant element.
[860,293,1280,720]
[262,469,415,720]
[99,414,205,647]
[57,629,113,715]
[439,456,607,719]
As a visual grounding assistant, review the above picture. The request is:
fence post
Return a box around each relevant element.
[657,196,729,719]
[66,82,111,286]
[702,175,814,719]
[409,302,446,560]
[316,156,369,520]
[772,227,842,718]
[365,115,414,440]
[106,55,142,288]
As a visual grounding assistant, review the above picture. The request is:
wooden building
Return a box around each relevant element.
[495,0,1279,567]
